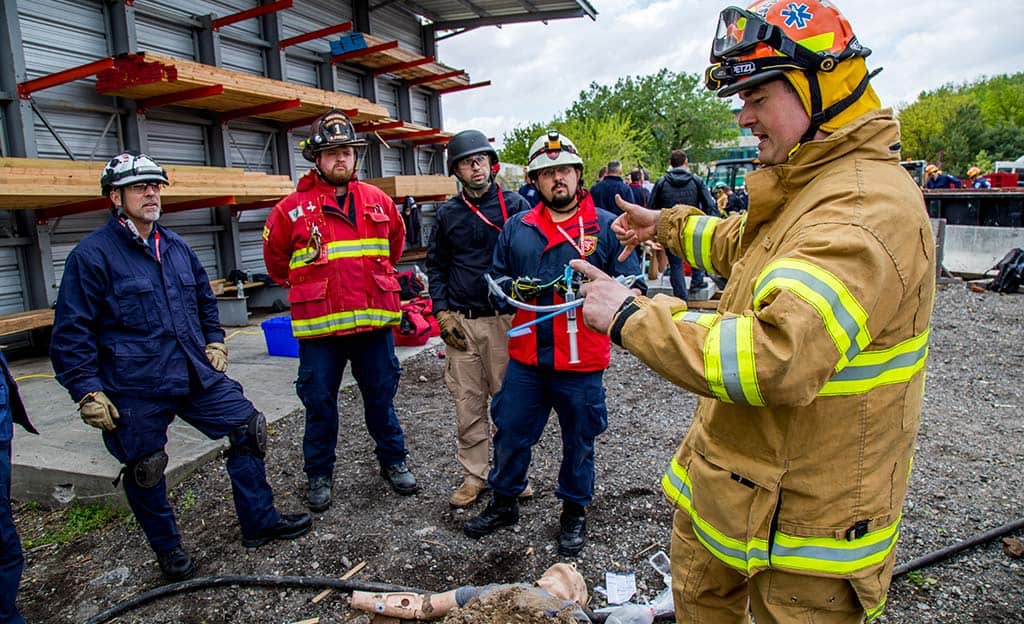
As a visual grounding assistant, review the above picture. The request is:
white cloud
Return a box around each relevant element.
[435,0,1024,149]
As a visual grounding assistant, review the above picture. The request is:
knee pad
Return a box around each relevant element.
[130,450,168,489]
[229,410,267,458]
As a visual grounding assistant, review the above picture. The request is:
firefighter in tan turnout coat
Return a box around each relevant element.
[571,1,935,622]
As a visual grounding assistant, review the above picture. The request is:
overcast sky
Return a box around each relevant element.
[435,0,1024,150]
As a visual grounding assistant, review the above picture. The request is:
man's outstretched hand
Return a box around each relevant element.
[611,194,660,262]
[570,260,635,335]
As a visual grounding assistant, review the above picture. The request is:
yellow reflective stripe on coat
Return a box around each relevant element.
[753,258,871,370]
[662,456,901,579]
[672,309,719,329]
[865,595,887,622]
[289,238,390,269]
[291,308,401,337]
[771,516,901,575]
[661,456,770,574]
[682,216,720,273]
[704,315,765,406]
[819,329,929,396]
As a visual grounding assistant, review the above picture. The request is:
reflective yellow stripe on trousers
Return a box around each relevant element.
[289,238,390,270]
[661,455,902,576]
[291,308,401,338]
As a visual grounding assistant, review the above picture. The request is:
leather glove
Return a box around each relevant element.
[511,277,545,301]
[205,342,228,372]
[435,310,468,351]
[78,391,119,431]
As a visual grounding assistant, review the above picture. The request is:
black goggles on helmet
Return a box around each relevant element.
[705,6,868,92]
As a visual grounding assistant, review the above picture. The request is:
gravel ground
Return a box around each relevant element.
[13,283,1024,623]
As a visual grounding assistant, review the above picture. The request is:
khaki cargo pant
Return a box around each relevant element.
[670,510,868,624]
[444,312,513,484]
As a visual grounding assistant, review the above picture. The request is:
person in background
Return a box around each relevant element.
[589,161,634,217]
[574,1,934,621]
[52,151,311,582]
[924,163,960,189]
[463,130,644,557]
[714,181,732,213]
[628,168,650,208]
[426,129,530,508]
[263,109,418,513]
[518,177,539,206]
[648,150,719,300]
[966,166,991,189]
[0,353,36,624]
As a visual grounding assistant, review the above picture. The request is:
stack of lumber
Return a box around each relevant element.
[362,175,456,201]
[95,52,390,124]
[336,33,472,91]
[0,158,295,212]
[358,120,451,144]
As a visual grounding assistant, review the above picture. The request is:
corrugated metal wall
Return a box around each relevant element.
[5,0,451,316]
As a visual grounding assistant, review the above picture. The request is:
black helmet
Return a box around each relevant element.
[446,129,498,174]
[301,109,368,163]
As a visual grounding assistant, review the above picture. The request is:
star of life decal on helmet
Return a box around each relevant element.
[781,2,814,29]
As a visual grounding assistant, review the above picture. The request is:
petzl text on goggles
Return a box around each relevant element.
[704,6,869,91]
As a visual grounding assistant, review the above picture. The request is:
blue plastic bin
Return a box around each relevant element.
[261,316,300,358]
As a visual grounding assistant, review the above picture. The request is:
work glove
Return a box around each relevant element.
[435,310,468,351]
[205,342,228,372]
[511,277,545,301]
[78,391,119,431]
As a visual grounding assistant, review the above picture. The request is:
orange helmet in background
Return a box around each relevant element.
[925,164,939,175]
[967,166,982,178]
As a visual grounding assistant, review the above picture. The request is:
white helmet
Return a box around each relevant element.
[526,130,583,177]
[101,151,169,196]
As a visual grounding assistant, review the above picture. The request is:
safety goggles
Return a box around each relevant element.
[705,6,860,91]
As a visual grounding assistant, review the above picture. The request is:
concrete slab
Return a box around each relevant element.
[7,313,441,508]
[943,225,1024,275]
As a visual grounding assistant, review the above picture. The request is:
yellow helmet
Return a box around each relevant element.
[967,166,982,178]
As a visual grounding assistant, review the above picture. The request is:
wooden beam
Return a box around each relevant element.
[353,120,404,133]
[220,98,301,122]
[0,310,54,336]
[406,70,464,87]
[137,85,224,113]
[372,56,434,77]
[331,41,398,64]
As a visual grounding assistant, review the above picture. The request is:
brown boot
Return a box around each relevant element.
[519,483,535,499]
[449,478,486,508]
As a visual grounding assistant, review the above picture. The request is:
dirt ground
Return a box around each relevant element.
[13,283,1024,623]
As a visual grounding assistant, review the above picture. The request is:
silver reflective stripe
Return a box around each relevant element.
[717,317,744,403]
[690,217,712,271]
[756,267,862,361]
[830,342,928,381]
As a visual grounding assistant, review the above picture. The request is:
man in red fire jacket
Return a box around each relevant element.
[263,110,418,512]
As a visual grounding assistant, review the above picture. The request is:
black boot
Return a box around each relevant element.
[306,475,333,512]
[241,513,313,548]
[156,545,196,581]
[558,501,587,557]
[464,494,519,539]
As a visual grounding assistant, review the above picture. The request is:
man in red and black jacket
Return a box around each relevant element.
[263,110,417,511]
[463,130,645,556]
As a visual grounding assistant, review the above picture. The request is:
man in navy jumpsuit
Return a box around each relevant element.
[0,353,36,623]
[463,131,644,556]
[50,152,311,581]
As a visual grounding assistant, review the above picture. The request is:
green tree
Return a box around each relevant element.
[898,73,1024,174]
[564,69,738,169]
[499,115,648,185]
[498,122,545,166]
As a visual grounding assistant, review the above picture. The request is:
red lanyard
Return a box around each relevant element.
[555,214,586,258]
[461,189,508,232]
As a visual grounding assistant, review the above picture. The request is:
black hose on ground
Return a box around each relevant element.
[893,517,1024,577]
[84,517,1024,624]
[82,575,418,624]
